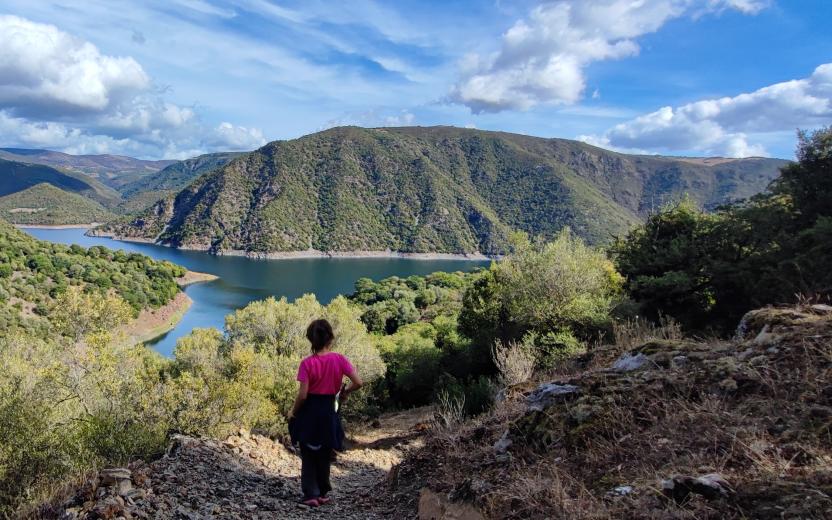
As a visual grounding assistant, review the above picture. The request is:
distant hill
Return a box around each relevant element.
[118,152,244,212]
[95,126,789,255]
[0,148,176,190]
[0,158,121,208]
[0,183,114,225]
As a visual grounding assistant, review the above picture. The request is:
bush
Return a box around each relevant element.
[435,374,496,417]
[376,322,443,407]
[461,230,622,364]
[0,302,170,516]
[613,128,832,333]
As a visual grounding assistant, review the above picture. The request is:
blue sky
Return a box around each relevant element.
[0,0,829,159]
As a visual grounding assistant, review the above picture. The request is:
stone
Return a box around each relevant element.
[526,383,580,411]
[493,431,512,454]
[671,355,688,368]
[611,352,649,372]
[810,303,832,314]
[609,485,633,496]
[100,468,132,486]
[116,479,133,497]
[418,488,486,520]
[661,473,733,503]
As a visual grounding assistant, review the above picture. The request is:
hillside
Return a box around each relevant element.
[0,183,114,225]
[94,126,788,255]
[0,157,122,208]
[47,305,832,519]
[0,219,185,337]
[388,304,832,518]
[118,151,245,212]
[0,148,175,190]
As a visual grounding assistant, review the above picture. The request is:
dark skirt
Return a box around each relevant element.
[288,393,345,451]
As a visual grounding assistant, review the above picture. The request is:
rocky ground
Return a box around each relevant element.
[52,408,433,519]
[391,304,832,519]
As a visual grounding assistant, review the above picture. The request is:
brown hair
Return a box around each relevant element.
[306,319,334,353]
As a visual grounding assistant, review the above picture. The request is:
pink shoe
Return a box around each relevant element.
[301,498,320,507]
[318,496,331,505]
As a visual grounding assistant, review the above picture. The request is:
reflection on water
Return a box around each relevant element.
[23,228,489,356]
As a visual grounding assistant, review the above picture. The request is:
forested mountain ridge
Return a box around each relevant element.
[96,126,788,255]
[117,152,245,213]
[0,148,176,190]
[0,183,114,225]
[0,157,122,208]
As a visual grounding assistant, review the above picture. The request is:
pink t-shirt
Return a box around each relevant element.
[296,352,355,395]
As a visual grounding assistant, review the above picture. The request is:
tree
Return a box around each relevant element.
[614,128,832,333]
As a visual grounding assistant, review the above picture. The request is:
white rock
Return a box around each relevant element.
[612,352,649,372]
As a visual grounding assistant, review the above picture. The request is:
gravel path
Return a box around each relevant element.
[59,408,432,519]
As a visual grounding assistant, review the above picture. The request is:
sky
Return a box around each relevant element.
[0,0,830,160]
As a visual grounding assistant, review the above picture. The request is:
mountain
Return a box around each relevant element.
[0,183,114,225]
[118,152,245,213]
[0,148,176,190]
[0,157,122,208]
[95,126,789,255]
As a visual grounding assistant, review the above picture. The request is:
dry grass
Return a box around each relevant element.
[392,305,832,519]
[612,313,683,351]
[492,338,536,387]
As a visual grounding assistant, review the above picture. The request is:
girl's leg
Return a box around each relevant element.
[314,448,332,497]
[300,446,321,499]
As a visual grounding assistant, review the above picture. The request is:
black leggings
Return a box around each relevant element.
[300,445,332,499]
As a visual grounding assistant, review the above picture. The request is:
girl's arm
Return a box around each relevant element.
[289,380,309,419]
[340,370,363,403]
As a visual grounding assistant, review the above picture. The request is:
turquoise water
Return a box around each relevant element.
[22,228,489,356]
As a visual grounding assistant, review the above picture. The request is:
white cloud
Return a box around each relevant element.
[0,15,266,158]
[322,109,417,130]
[0,109,266,159]
[710,0,770,14]
[209,122,266,149]
[450,0,768,113]
[175,0,237,18]
[0,15,149,117]
[579,63,832,157]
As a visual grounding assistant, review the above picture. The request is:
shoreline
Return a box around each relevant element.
[123,271,217,347]
[176,270,219,286]
[16,223,100,229]
[87,231,498,261]
[122,291,192,346]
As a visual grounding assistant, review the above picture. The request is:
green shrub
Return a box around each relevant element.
[613,127,832,333]
[435,374,496,417]
[460,230,622,364]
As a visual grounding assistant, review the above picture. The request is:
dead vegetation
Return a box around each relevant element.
[391,305,832,519]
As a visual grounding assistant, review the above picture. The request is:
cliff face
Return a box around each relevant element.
[96,126,787,255]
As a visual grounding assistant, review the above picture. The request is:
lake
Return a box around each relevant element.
[22,228,490,356]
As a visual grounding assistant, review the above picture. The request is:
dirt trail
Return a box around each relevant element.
[58,407,433,519]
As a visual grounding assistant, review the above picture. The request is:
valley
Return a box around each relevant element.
[23,226,488,355]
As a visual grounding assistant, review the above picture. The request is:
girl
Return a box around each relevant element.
[288,319,363,507]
